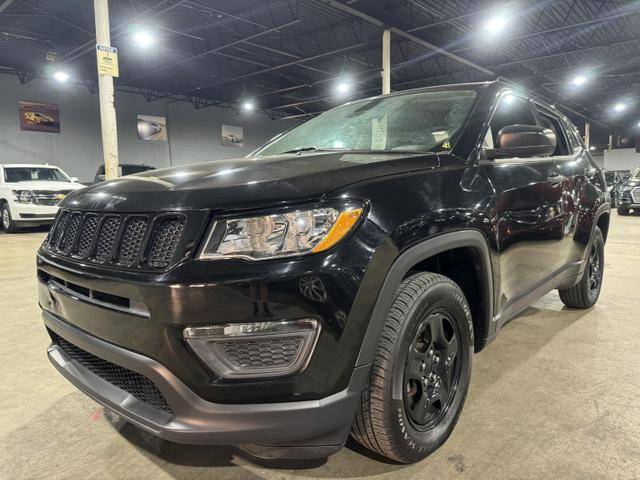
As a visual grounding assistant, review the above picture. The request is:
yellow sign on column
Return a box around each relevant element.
[96,45,119,77]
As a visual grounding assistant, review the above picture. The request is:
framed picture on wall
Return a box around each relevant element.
[18,100,60,133]
[137,114,167,141]
[221,124,244,147]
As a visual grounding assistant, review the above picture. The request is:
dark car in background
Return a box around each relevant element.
[617,167,640,215]
[605,171,623,207]
[37,81,609,464]
[93,163,155,184]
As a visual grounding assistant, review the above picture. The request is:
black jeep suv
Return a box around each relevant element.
[38,81,609,464]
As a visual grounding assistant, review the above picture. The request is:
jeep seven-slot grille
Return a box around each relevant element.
[45,210,186,270]
[50,331,173,415]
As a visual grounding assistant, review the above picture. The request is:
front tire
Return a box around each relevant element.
[351,272,473,463]
[1,203,19,233]
[617,207,629,216]
[558,227,604,309]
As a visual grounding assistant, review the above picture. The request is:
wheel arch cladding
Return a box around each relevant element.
[356,229,494,366]
[596,211,610,243]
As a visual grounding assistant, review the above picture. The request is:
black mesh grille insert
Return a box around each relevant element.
[51,332,173,415]
[117,217,148,265]
[148,218,185,268]
[49,211,70,247]
[95,217,121,261]
[223,338,303,368]
[58,212,82,252]
[45,210,187,271]
[76,214,99,258]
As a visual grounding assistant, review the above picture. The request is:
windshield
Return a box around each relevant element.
[255,89,478,157]
[4,167,70,183]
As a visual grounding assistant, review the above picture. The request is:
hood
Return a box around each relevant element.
[63,151,441,212]
[7,181,84,192]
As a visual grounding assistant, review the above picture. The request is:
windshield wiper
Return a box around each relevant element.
[281,146,320,154]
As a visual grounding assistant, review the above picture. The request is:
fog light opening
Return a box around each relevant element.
[183,319,320,379]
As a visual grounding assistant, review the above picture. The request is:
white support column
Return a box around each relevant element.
[608,132,614,150]
[584,121,590,149]
[94,0,119,180]
[382,28,391,95]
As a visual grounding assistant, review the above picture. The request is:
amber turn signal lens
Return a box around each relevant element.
[311,208,363,253]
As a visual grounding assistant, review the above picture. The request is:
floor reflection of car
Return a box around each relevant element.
[93,164,156,184]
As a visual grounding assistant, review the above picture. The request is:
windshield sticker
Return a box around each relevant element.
[371,114,388,150]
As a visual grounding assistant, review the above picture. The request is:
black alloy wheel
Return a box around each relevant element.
[403,312,461,430]
[587,244,602,296]
[559,226,604,308]
[351,272,473,463]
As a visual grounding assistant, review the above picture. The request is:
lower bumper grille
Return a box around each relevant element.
[50,331,173,415]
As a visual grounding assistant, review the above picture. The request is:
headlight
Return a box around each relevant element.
[12,190,35,204]
[199,206,363,260]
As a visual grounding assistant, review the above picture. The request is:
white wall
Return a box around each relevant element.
[604,148,640,172]
[0,73,297,182]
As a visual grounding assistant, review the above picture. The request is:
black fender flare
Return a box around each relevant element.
[355,229,494,366]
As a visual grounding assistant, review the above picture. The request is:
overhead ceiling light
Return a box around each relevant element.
[572,75,588,86]
[133,30,154,48]
[53,70,69,82]
[485,14,509,34]
[241,100,255,112]
[614,103,626,112]
[335,81,351,97]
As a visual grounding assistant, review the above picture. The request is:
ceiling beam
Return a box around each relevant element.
[122,19,300,84]
[0,0,16,13]
[59,0,190,65]
[174,42,366,95]
[316,0,496,77]
[453,6,640,54]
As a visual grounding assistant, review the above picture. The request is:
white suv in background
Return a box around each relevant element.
[0,164,84,233]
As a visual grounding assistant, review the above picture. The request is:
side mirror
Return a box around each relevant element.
[485,124,556,160]
[71,177,79,182]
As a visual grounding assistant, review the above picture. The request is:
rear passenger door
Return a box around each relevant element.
[531,103,583,272]
[481,93,568,322]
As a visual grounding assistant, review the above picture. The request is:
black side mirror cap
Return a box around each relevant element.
[485,124,557,160]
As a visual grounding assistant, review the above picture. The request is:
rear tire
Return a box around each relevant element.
[1,204,19,233]
[558,227,604,309]
[351,272,473,463]
[617,207,629,216]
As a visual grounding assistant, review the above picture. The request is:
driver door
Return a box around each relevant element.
[481,93,567,322]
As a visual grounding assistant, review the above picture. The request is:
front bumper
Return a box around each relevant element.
[619,189,640,208]
[8,200,59,223]
[45,310,369,448]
